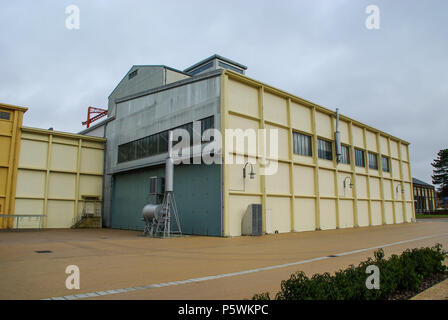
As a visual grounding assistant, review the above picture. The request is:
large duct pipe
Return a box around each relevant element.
[335,108,342,163]
[165,130,174,192]
[142,204,162,223]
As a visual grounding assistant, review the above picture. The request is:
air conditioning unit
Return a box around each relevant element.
[148,176,165,195]
[242,204,262,236]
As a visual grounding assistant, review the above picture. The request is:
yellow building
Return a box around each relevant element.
[0,103,27,229]
[221,70,415,236]
[0,103,105,229]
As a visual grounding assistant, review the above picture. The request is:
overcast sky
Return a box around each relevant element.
[1,0,446,184]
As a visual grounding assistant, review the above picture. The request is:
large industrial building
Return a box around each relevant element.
[1,54,416,236]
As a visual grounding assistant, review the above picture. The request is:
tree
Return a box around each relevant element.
[431,149,448,198]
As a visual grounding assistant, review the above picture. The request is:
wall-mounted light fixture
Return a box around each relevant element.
[343,176,353,189]
[396,184,405,194]
[243,162,255,180]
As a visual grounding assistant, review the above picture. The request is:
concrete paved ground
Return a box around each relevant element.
[0,219,447,300]
[411,278,448,300]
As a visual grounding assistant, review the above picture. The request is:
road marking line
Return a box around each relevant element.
[44,232,448,300]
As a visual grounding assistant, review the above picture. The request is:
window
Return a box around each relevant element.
[188,62,214,76]
[340,145,350,164]
[117,117,215,163]
[200,116,214,135]
[381,156,390,172]
[293,132,312,156]
[355,148,365,167]
[0,111,10,120]
[368,152,378,170]
[318,139,333,160]
[128,69,138,80]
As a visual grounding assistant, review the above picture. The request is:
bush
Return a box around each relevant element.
[252,244,447,300]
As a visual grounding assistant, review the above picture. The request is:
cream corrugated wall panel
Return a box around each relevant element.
[228,114,259,131]
[352,126,364,148]
[265,124,289,160]
[290,102,312,133]
[357,200,370,226]
[365,130,377,152]
[318,169,335,197]
[16,170,45,198]
[293,166,315,196]
[265,163,290,194]
[80,148,104,174]
[263,91,287,126]
[334,119,349,144]
[384,202,394,224]
[401,144,409,161]
[266,197,290,233]
[339,200,354,228]
[315,111,332,139]
[294,198,315,231]
[391,159,400,179]
[395,203,404,223]
[383,179,393,200]
[320,199,337,230]
[228,79,259,117]
[390,140,399,158]
[380,136,389,156]
[18,139,48,169]
[356,175,368,199]
[79,175,103,196]
[48,173,76,199]
[370,177,381,199]
[50,143,77,171]
[402,163,410,180]
[405,203,413,222]
[47,200,74,228]
[371,201,382,225]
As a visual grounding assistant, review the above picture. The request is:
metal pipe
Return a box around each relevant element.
[165,131,174,192]
[335,108,342,163]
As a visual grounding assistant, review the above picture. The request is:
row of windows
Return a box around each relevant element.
[117,116,214,164]
[292,132,391,172]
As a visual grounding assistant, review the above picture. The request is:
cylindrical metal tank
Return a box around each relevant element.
[142,204,162,222]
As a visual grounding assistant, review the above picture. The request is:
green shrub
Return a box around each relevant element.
[252,244,447,300]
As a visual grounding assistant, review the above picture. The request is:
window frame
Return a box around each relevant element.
[292,131,312,157]
[354,148,366,167]
[340,145,350,164]
[381,155,390,172]
[317,138,333,161]
[368,152,379,170]
[0,111,10,120]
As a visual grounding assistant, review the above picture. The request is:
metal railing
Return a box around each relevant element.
[0,214,46,231]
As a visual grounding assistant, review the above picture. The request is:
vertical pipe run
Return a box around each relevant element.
[166,131,174,192]
[335,108,342,163]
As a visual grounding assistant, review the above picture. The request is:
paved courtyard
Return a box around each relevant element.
[1,219,447,300]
